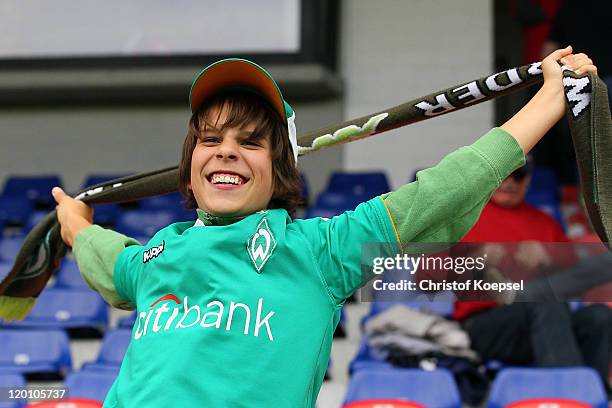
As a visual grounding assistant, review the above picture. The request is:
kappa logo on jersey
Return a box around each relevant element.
[247,218,276,273]
[143,240,165,263]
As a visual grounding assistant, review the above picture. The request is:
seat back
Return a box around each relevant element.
[0,329,71,376]
[315,191,370,212]
[117,313,136,329]
[327,171,390,197]
[0,236,24,263]
[487,367,608,408]
[139,192,184,212]
[0,373,26,408]
[64,371,117,403]
[343,368,461,408]
[2,176,62,208]
[0,197,34,226]
[7,289,107,330]
[55,260,88,289]
[96,329,132,365]
[115,210,175,237]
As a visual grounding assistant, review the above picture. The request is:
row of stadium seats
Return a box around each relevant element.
[1,365,606,407]
[306,172,391,218]
[0,171,389,208]
[1,167,569,237]
[0,289,107,335]
[0,371,115,407]
[0,198,194,237]
[0,171,393,235]
[343,366,609,408]
[0,328,130,379]
[3,170,376,227]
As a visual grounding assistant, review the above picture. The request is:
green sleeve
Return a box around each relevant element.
[292,198,398,305]
[381,127,525,247]
[72,224,142,310]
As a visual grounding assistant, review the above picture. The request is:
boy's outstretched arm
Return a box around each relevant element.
[52,187,138,310]
[383,47,597,247]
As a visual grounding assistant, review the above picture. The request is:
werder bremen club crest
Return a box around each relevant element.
[247,218,277,273]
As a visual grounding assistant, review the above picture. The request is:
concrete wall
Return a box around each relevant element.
[340,0,493,189]
[0,100,342,198]
[0,0,493,200]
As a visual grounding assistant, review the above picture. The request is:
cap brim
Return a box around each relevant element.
[189,59,286,124]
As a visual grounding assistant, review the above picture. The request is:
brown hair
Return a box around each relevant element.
[179,91,303,214]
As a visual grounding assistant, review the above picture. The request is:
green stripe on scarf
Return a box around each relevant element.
[0,296,36,321]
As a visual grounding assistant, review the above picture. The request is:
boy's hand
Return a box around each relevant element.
[541,46,598,97]
[501,46,598,154]
[51,187,94,247]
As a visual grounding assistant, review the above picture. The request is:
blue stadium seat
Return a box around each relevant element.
[348,335,388,375]
[487,367,608,408]
[0,262,11,282]
[64,371,117,402]
[327,171,390,197]
[1,175,62,209]
[24,211,48,234]
[304,206,342,219]
[0,329,71,377]
[343,368,461,408]
[80,362,121,376]
[140,192,184,212]
[0,373,26,408]
[172,207,197,223]
[365,299,455,322]
[90,204,121,226]
[366,267,455,319]
[525,166,565,228]
[0,236,24,263]
[96,329,132,366]
[315,192,370,212]
[334,307,347,338]
[131,236,150,246]
[0,197,34,226]
[115,210,175,237]
[55,260,88,289]
[4,289,107,332]
[349,360,393,374]
[117,313,136,329]
[528,167,559,195]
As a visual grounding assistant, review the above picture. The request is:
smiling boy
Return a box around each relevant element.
[51,50,597,407]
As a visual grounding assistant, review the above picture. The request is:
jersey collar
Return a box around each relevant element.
[195,208,247,227]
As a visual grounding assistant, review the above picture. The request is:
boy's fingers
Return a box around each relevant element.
[575,65,598,76]
[51,186,66,204]
[549,45,573,62]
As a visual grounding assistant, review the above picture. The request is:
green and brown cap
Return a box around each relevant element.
[189,58,298,165]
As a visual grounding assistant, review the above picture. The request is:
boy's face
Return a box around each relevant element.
[189,105,274,217]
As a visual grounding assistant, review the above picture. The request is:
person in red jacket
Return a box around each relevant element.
[454,163,612,393]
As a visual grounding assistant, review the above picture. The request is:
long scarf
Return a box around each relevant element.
[0,63,609,320]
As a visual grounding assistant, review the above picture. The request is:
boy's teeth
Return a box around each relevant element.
[212,173,243,185]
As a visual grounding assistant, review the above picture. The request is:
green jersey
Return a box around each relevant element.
[105,198,396,407]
